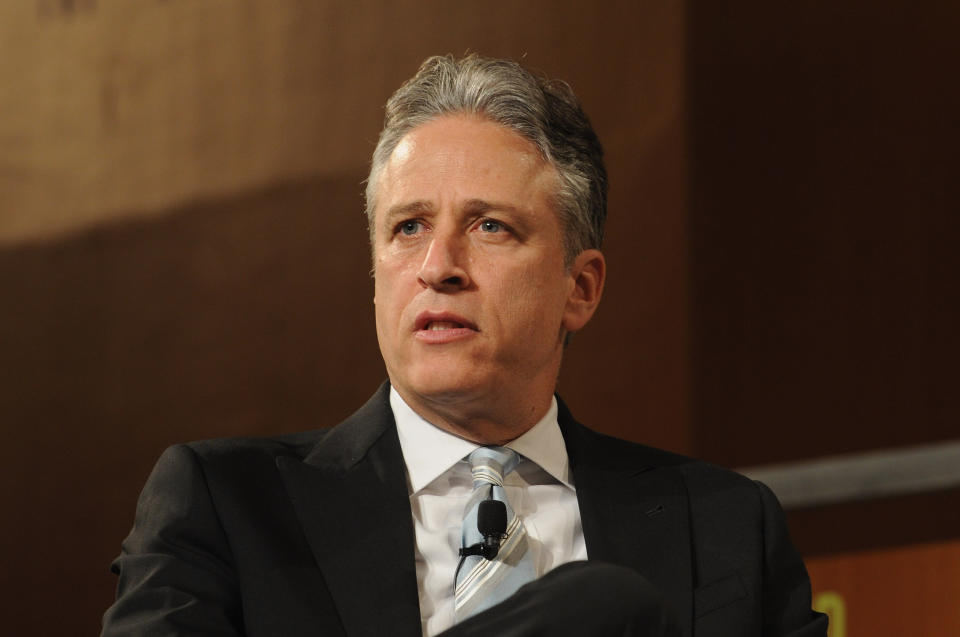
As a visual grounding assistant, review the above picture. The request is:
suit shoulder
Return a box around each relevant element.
[575,424,762,498]
[573,423,697,469]
[174,429,331,468]
[675,457,760,493]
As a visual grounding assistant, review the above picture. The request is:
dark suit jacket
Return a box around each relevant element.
[103,384,827,636]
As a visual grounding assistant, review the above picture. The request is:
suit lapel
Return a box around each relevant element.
[559,400,694,636]
[278,384,422,637]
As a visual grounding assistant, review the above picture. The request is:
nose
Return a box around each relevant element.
[417,232,471,291]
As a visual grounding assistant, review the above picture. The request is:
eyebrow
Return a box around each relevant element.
[383,198,522,220]
[382,200,435,222]
[462,198,522,216]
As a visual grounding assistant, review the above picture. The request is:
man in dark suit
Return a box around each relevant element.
[103,54,827,636]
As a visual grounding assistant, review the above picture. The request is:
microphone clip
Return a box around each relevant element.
[460,499,508,560]
[458,535,504,560]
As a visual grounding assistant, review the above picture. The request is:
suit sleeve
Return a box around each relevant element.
[755,481,828,637]
[102,444,243,636]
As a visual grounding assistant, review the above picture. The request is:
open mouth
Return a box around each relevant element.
[415,313,478,334]
[424,321,465,331]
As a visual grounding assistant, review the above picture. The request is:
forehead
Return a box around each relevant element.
[374,115,559,222]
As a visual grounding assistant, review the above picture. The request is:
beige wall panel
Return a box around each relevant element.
[2,1,372,243]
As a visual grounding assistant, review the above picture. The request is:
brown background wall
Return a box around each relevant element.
[687,0,959,469]
[0,1,956,635]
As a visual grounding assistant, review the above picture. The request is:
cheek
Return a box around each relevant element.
[373,274,401,333]
[374,262,423,341]
[492,265,568,330]
[373,296,390,347]
[377,251,421,288]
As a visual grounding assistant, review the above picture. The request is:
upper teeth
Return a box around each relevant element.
[428,321,460,330]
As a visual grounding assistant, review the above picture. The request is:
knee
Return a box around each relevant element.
[557,562,660,612]
[542,562,680,635]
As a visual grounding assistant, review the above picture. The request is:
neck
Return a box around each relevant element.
[392,384,554,445]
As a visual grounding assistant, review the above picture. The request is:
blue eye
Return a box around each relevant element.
[480,220,502,233]
[399,220,421,235]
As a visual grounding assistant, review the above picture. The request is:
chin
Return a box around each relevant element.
[403,369,488,404]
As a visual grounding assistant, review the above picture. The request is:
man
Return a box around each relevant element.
[103,55,827,636]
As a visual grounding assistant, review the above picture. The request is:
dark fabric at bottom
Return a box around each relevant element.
[440,561,682,637]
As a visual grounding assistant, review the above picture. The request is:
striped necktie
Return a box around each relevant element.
[454,446,536,621]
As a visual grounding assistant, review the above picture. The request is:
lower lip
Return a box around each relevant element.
[414,327,477,344]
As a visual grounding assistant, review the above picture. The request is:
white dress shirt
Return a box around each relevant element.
[391,388,588,636]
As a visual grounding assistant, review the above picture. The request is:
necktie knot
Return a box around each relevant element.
[468,446,519,488]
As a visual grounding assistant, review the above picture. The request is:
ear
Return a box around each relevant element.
[562,249,606,332]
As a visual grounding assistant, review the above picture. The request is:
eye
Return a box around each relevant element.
[398,220,422,236]
[479,219,503,233]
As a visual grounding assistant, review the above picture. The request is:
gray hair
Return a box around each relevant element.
[365,54,607,263]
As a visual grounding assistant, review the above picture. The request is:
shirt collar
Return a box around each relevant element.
[391,387,573,494]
